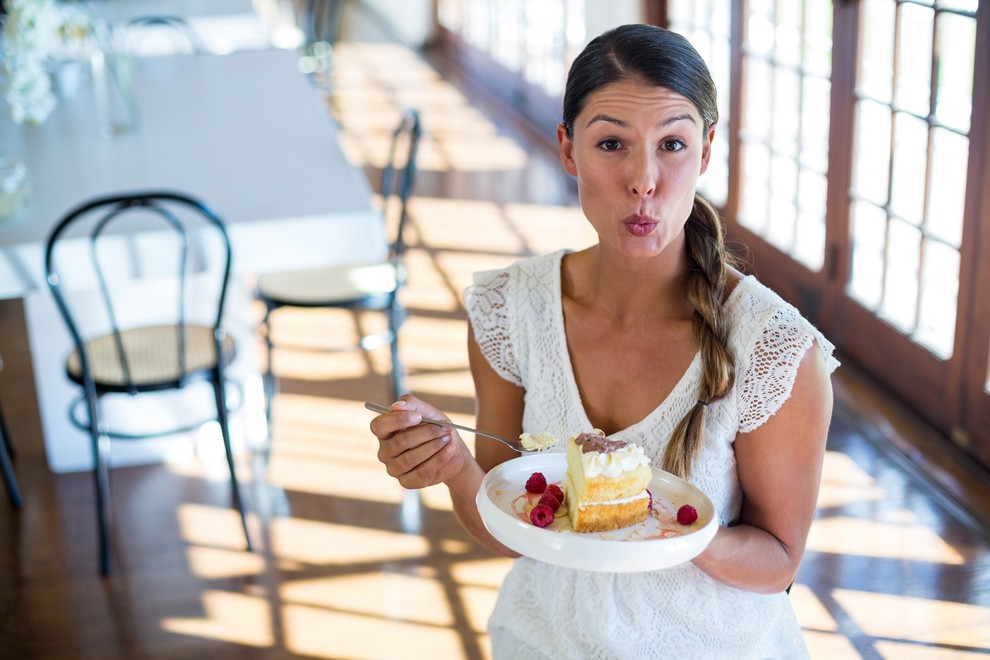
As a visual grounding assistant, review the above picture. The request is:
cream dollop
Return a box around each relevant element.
[580,443,650,478]
[519,431,558,451]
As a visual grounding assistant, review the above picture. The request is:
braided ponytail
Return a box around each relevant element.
[661,194,735,478]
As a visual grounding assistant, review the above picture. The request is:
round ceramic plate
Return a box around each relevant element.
[477,453,717,572]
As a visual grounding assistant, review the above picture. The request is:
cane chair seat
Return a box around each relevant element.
[66,325,236,391]
[256,262,398,308]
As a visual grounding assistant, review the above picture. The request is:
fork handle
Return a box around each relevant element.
[363,402,514,445]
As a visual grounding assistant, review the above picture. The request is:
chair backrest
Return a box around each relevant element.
[381,108,422,276]
[44,191,233,393]
[124,15,203,56]
[310,0,345,47]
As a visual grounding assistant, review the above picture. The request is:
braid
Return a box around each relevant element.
[661,194,736,478]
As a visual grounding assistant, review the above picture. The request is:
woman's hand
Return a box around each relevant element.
[369,395,468,489]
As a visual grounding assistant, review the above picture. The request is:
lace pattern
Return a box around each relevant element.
[463,250,838,659]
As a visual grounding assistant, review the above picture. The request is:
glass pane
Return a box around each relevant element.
[741,142,771,232]
[926,127,968,247]
[794,170,827,271]
[881,217,921,333]
[860,0,895,103]
[744,58,773,141]
[935,12,975,133]
[917,238,958,358]
[889,112,929,227]
[849,201,887,308]
[492,1,524,72]
[766,155,798,251]
[669,0,731,208]
[774,2,802,68]
[895,3,934,116]
[801,76,831,173]
[747,6,775,57]
[803,0,834,78]
[772,67,801,158]
[937,0,979,11]
[852,99,892,206]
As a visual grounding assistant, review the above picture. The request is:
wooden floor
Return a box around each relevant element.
[2,3,990,658]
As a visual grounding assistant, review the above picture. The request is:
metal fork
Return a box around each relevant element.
[364,401,528,452]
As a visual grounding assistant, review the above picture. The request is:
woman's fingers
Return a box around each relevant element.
[369,394,465,488]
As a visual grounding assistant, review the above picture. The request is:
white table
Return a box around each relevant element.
[0,48,381,473]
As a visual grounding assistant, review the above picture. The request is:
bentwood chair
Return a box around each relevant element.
[45,191,252,575]
[0,354,24,509]
[124,15,203,56]
[256,108,422,427]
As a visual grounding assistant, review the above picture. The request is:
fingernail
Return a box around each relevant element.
[440,433,451,444]
[392,400,406,408]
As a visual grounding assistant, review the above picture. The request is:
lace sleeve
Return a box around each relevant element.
[736,304,839,434]
[463,269,523,387]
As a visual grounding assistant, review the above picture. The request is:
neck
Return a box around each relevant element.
[565,235,694,324]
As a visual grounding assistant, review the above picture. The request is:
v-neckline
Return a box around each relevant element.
[550,249,743,437]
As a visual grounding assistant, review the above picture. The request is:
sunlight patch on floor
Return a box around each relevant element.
[176,503,256,551]
[833,589,990,648]
[789,583,839,632]
[161,590,273,647]
[802,630,862,658]
[817,449,888,508]
[185,545,267,579]
[807,517,966,564]
[409,197,527,254]
[281,572,456,625]
[282,602,487,660]
[270,517,431,565]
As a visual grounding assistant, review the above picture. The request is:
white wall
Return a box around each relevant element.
[357,0,434,47]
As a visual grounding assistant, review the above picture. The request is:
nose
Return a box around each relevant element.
[628,150,657,198]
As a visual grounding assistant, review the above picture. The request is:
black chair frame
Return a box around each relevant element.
[258,108,422,423]
[45,191,252,575]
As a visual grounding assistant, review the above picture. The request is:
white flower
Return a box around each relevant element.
[2,0,62,124]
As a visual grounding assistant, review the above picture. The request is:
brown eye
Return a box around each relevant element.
[598,139,622,151]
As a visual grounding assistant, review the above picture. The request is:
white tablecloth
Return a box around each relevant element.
[0,47,381,472]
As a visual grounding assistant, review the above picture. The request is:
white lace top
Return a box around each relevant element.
[464,250,839,660]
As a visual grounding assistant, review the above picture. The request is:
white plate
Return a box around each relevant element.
[477,453,718,572]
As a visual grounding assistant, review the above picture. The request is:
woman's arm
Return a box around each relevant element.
[691,342,834,593]
[369,325,522,556]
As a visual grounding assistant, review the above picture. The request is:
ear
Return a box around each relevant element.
[699,124,716,175]
[557,124,578,177]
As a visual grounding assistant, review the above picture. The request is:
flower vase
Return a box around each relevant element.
[90,22,138,138]
[0,154,31,224]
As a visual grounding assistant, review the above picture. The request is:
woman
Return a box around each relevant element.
[370,24,838,658]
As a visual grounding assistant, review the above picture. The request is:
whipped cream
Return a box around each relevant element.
[519,431,558,451]
[579,441,650,478]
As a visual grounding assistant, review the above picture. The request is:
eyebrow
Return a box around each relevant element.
[584,112,698,129]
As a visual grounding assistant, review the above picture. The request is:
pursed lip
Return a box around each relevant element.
[622,213,658,236]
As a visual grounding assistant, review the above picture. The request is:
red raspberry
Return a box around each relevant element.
[525,472,547,494]
[677,504,699,525]
[538,490,561,512]
[530,504,554,528]
[545,483,564,503]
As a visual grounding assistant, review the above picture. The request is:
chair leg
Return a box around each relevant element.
[261,305,276,443]
[387,301,405,402]
[0,401,23,509]
[85,392,113,576]
[212,363,253,552]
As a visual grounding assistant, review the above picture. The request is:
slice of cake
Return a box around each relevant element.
[564,431,652,533]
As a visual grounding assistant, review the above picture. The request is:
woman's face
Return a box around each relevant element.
[558,79,714,260]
